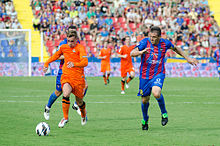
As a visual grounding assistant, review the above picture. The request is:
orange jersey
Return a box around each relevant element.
[99,48,111,63]
[44,43,88,82]
[118,45,135,69]
[99,48,111,72]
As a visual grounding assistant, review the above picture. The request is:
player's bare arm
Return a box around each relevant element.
[171,45,198,66]
[130,47,149,57]
[58,55,64,60]
[98,56,107,59]
[118,54,127,58]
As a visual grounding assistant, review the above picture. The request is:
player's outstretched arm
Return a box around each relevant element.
[171,45,198,66]
[43,50,62,73]
[118,54,127,58]
[130,47,149,57]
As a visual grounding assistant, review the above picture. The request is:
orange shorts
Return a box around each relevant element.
[121,66,135,78]
[101,62,111,72]
[61,75,86,99]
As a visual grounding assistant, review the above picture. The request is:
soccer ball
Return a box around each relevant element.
[35,122,50,136]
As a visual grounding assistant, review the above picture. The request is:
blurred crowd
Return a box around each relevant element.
[0,0,22,29]
[1,0,219,59]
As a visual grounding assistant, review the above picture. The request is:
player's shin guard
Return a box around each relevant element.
[62,96,70,120]
[121,80,125,91]
[156,94,167,114]
[141,101,149,122]
[79,101,86,118]
[103,75,107,84]
[126,76,134,84]
[47,92,59,108]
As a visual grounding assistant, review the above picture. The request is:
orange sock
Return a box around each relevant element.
[126,76,133,84]
[103,75,107,84]
[121,80,125,91]
[107,73,110,80]
[62,97,70,120]
[79,101,86,118]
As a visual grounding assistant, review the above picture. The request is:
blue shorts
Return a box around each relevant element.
[217,66,220,73]
[137,73,165,97]
[56,69,62,92]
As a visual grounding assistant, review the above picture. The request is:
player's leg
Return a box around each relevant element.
[103,72,107,85]
[141,96,150,130]
[138,78,151,130]
[121,77,126,94]
[72,78,88,116]
[106,63,111,84]
[152,86,168,126]
[44,74,62,120]
[218,66,220,80]
[75,96,87,125]
[58,83,72,128]
[106,71,110,84]
[126,70,135,89]
[74,83,87,125]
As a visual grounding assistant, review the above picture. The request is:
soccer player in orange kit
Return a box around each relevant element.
[118,36,135,94]
[98,42,111,85]
[43,31,88,128]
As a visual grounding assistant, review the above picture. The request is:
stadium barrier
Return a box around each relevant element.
[0,58,218,77]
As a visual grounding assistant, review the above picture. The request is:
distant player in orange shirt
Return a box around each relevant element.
[43,31,88,128]
[118,36,135,94]
[98,42,111,85]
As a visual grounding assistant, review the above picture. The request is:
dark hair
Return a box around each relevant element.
[150,26,161,37]
[67,30,78,39]
[68,26,77,31]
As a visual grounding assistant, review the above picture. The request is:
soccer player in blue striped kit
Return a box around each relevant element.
[131,26,198,130]
[44,26,88,120]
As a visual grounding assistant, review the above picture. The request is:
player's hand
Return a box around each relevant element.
[103,56,107,59]
[187,57,199,66]
[67,61,74,68]
[123,54,127,58]
[43,66,48,73]
[141,48,150,54]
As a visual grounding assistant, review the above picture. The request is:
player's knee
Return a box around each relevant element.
[75,97,83,106]
[63,91,70,97]
[152,90,161,99]
[55,90,62,97]
[142,96,150,104]
[130,72,135,78]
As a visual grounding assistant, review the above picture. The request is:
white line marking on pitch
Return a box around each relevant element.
[0,100,220,105]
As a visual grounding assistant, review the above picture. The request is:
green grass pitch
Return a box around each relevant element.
[0,77,220,145]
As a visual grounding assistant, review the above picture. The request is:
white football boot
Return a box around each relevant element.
[44,105,50,120]
[72,102,81,115]
[58,118,69,128]
[81,117,87,126]
[121,90,125,94]
[125,83,129,89]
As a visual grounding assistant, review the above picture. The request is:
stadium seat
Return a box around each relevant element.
[85,35,92,41]
[118,17,126,24]
[88,41,96,48]
[112,17,118,23]
[1,40,9,47]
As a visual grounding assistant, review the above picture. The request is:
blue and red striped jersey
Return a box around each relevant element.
[57,38,67,70]
[214,49,220,66]
[136,38,174,79]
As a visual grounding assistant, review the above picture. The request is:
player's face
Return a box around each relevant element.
[150,32,160,45]
[67,36,77,48]
[125,37,130,45]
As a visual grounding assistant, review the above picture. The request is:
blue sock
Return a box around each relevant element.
[156,94,167,114]
[141,102,149,122]
[47,92,59,108]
